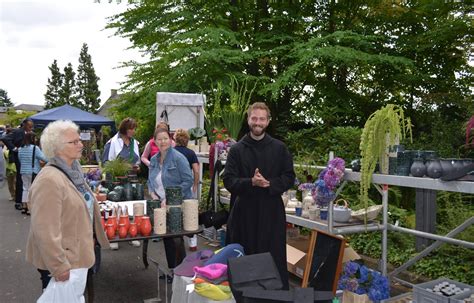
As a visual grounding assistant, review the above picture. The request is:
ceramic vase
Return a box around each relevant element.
[100,216,106,230]
[426,159,443,179]
[320,208,328,220]
[134,215,143,235]
[165,186,183,206]
[134,183,145,200]
[439,159,454,177]
[107,216,117,233]
[118,223,128,238]
[140,216,152,236]
[146,200,161,226]
[167,207,183,233]
[123,183,134,201]
[106,223,116,240]
[410,158,426,177]
[129,222,138,238]
[119,215,129,232]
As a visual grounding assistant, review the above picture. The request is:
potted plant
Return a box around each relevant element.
[359,104,412,212]
[103,158,132,182]
[338,261,390,303]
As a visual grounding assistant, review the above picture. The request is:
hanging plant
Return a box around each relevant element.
[359,104,412,215]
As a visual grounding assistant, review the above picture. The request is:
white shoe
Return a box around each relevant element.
[110,243,119,250]
[130,240,141,247]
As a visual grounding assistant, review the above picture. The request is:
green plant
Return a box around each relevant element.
[359,104,412,213]
[220,75,256,139]
[103,158,132,180]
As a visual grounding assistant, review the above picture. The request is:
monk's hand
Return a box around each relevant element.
[56,270,70,282]
[252,168,270,188]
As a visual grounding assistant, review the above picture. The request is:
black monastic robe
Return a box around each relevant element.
[223,133,296,289]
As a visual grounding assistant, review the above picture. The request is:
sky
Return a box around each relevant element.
[0,0,142,107]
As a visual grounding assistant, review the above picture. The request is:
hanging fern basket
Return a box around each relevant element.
[359,104,412,215]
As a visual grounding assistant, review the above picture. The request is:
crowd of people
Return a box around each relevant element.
[0,101,296,301]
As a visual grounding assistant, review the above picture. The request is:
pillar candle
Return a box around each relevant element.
[183,199,199,231]
[153,208,166,234]
[133,202,145,216]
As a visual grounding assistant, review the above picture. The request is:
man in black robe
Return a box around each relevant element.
[223,102,295,289]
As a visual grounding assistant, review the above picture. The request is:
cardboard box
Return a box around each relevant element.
[286,237,360,279]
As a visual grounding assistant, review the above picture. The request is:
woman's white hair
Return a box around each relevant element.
[41,120,79,159]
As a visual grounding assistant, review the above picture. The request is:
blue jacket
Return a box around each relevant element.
[148,147,193,200]
[18,145,48,175]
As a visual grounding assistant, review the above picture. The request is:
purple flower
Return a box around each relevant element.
[338,261,389,303]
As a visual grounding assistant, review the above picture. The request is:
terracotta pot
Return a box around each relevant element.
[107,216,117,233]
[101,216,106,230]
[129,222,138,238]
[134,215,143,235]
[118,223,128,239]
[95,193,107,202]
[106,223,116,240]
[140,216,152,236]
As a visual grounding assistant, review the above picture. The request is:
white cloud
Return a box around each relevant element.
[0,0,143,107]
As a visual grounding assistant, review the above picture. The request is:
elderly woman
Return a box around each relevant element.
[26,120,108,294]
[148,127,193,281]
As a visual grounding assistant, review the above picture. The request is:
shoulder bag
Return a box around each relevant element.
[198,160,229,229]
[31,146,37,182]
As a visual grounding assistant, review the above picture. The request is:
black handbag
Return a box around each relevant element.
[198,160,229,229]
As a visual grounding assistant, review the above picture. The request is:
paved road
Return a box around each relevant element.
[0,185,178,303]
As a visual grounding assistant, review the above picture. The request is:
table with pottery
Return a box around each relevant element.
[99,198,203,269]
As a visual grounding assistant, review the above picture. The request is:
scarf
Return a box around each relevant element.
[49,156,93,221]
[107,133,140,163]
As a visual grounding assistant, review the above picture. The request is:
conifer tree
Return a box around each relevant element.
[44,59,63,109]
[76,43,101,113]
[0,89,14,107]
[60,62,78,106]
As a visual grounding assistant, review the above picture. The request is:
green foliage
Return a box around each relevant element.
[2,109,36,127]
[44,59,64,109]
[103,158,132,179]
[287,125,362,165]
[76,43,101,113]
[220,76,256,140]
[0,88,14,107]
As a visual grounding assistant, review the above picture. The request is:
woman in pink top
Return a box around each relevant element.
[141,122,175,166]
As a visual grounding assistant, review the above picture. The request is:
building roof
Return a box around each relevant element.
[14,104,44,112]
[97,89,124,118]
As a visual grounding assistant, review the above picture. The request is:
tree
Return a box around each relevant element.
[107,1,472,139]
[76,43,101,113]
[0,89,14,107]
[44,59,63,109]
[59,62,79,106]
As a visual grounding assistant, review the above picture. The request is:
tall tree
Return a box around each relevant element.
[44,59,64,109]
[76,43,101,113]
[59,62,78,106]
[0,89,14,107]
[107,1,472,138]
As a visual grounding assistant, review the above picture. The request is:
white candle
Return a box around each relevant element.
[183,199,199,231]
[153,208,166,234]
[133,202,145,216]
